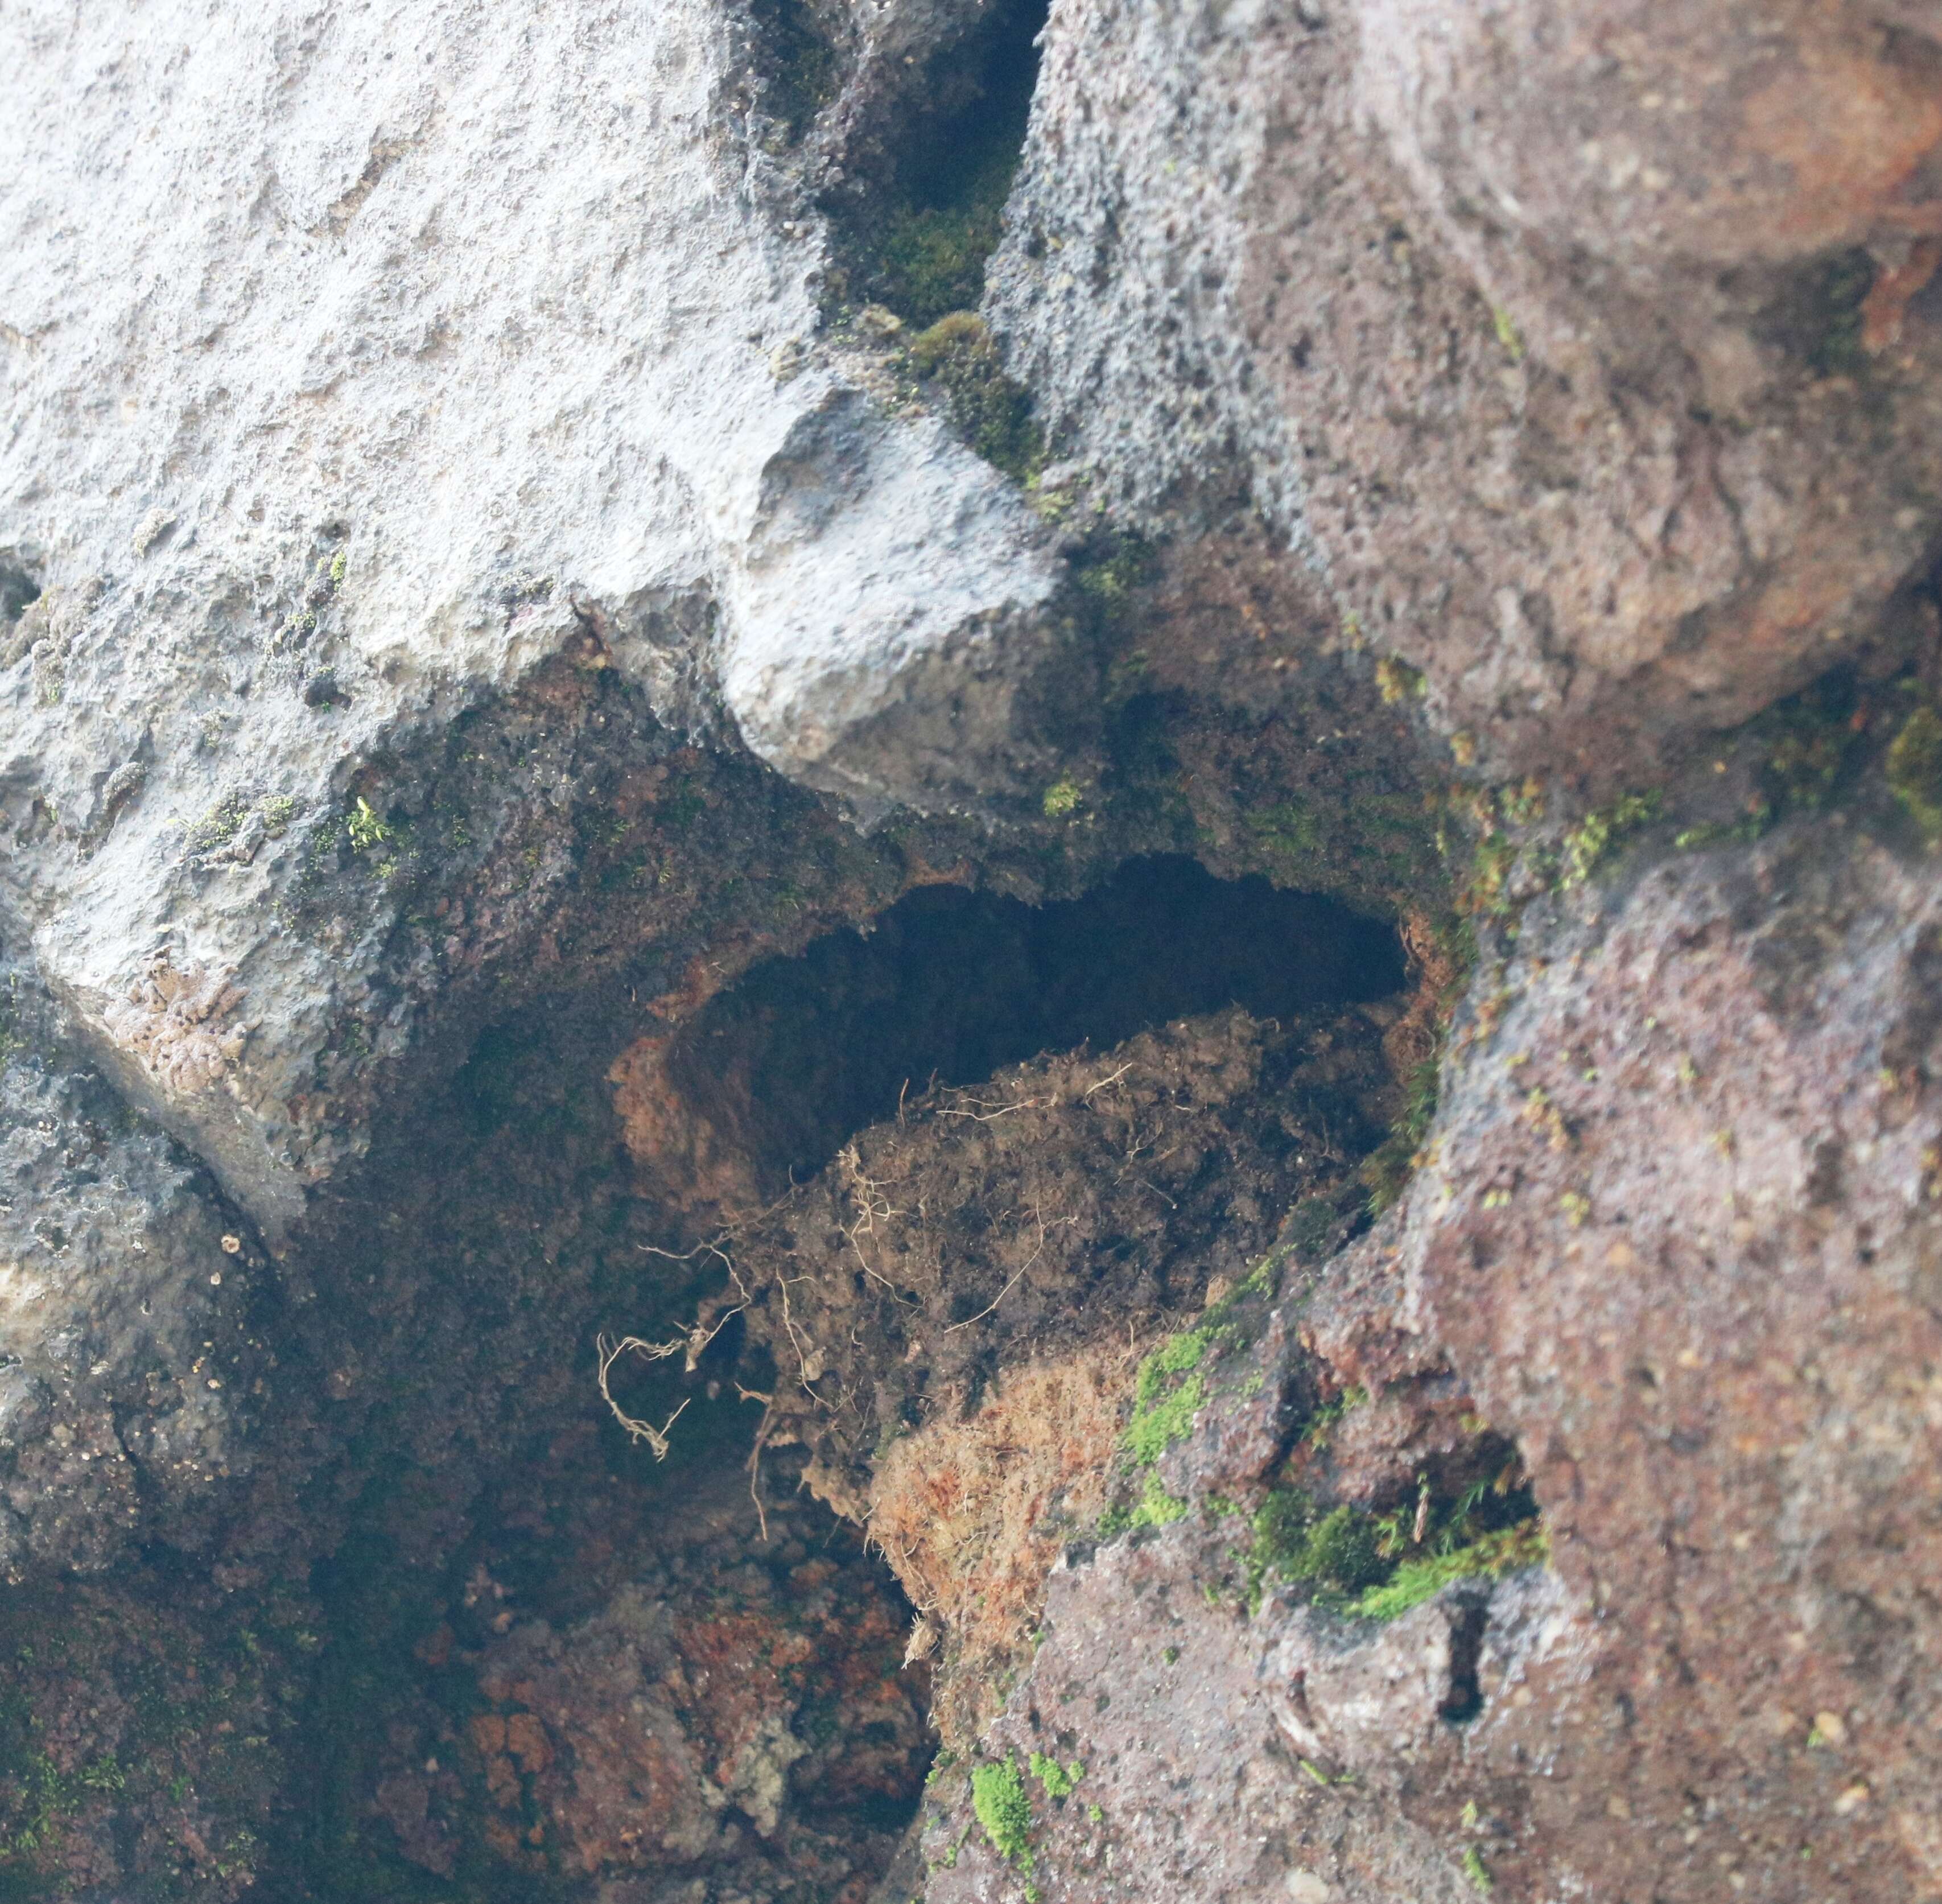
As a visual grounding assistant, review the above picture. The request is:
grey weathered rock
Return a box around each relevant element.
[0,955,271,1579]
[991,0,1942,778]
[5,0,1942,1897]
[1,0,1066,1229]
[923,1526,1527,1904]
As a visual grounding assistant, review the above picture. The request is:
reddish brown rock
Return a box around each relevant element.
[919,807,1942,1903]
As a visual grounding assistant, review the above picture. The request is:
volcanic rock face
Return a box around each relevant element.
[992,0,1942,779]
[4,0,1942,1900]
[918,817,1942,1903]
[0,957,273,1581]
[0,0,1070,1232]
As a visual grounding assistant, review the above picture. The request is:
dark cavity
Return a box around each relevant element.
[661,853,1404,1197]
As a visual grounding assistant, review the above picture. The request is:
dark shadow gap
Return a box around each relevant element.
[747,0,839,144]
[1441,1603,1490,1725]
[0,561,41,629]
[831,0,1050,325]
[657,854,1405,1201]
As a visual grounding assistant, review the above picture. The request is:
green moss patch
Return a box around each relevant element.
[1355,1520,1551,1621]
[1359,1054,1440,1216]
[1124,1329,1214,1466]
[872,190,1013,331]
[0,1750,125,1864]
[1128,1472,1189,1529]
[1028,1752,1083,1800]
[835,0,1045,328]
[971,1756,1035,1869]
[1240,1494,1386,1613]
[1888,703,1942,846]
[1557,790,1660,889]
[1234,1468,1547,1620]
[907,311,1045,482]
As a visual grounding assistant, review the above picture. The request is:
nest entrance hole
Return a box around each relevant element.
[636,854,1406,1213]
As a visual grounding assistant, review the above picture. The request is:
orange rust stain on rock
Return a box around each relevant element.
[607,1033,763,1215]
[1740,46,1942,252]
[483,1754,520,1809]
[1863,236,1942,352]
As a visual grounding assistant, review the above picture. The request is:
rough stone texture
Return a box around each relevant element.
[922,1538,1573,1904]
[7,0,1942,1899]
[394,1450,931,1902]
[0,1571,297,1901]
[914,1234,1566,1904]
[991,0,1942,780]
[0,0,1069,1231]
[1401,814,1942,1899]
[0,952,277,1581]
[919,803,1942,1904]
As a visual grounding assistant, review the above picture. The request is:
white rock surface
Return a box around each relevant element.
[0,0,1061,1226]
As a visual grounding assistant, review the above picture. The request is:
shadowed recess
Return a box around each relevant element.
[836,0,1050,325]
[654,854,1405,1197]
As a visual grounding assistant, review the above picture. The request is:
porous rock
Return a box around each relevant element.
[0,954,275,1580]
[921,807,1942,1902]
[6,0,1942,1899]
[990,0,1942,779]
[1,0,1066,1229]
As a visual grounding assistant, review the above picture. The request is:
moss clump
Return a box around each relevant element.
[0,1750,125,1862]
[1029,1751,1083,1799]
[1235,1469,1546,1619]
[1128,1471,1189,1529]
[1248,799,1323,863]
[1375,656,1426,704]
[1293,1503,1387,1592]
[1041,774,1083,820]
[1299,1383,1369,1451]
[1124,1330,1213,1465]
[1354,1519,1551,1621]
[1073,532,1158,612]
[843,0,1042,325]
[187,793,252,855]
[1887,703,1942,845]
[908,312,1046,482]
[1557,790,1660,889]
[873,192,1009,333]
[1360,1054,1440,1216]
[1243,1494,1388,1611]
[971,1756,1035,1869]
[1454,825,1517,919]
